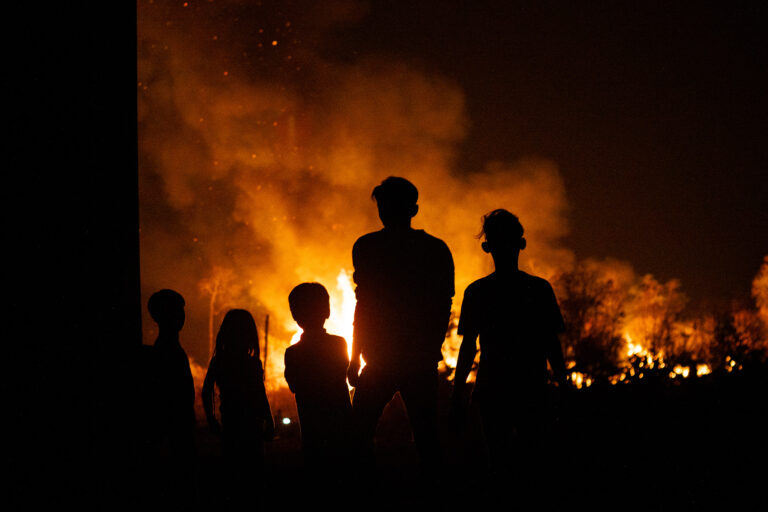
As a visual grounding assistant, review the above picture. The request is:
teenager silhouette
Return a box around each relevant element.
[202,309,274,507]
[146,289,197,510]
[284,282,353,478]
[348,176,455,472]
[452,209,568,499]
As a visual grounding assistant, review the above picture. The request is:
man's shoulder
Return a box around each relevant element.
[354,230,385,245]
[352,230,386,255]
[465,274,495,292]
[414,229,450,249]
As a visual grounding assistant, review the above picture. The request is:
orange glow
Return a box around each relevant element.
[137,8,767,395]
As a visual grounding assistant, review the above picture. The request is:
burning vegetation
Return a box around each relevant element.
[138,1,768,396]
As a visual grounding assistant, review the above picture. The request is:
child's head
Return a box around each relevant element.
[215,309,260,358]
[479,209,527,255]
[288,282,330,331]
[148,289,185,332]
[371,176,419,227]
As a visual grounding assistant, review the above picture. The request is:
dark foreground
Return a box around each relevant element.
[199,368,767,511]
[19,367,767,511]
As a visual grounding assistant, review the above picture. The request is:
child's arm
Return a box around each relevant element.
[201,358,221,435]
[255,369,275,440]
[283,348,297,393]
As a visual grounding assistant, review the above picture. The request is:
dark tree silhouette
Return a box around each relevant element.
[552,265,625,382]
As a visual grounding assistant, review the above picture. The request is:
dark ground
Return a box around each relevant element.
[185,368,766,511]
[12,365,766,511]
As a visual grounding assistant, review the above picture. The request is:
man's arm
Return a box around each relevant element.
[348,239,367,387]
[542,281,568,385]
[347,329,363,387]
[452,331,478,401]
[439,244,456,349]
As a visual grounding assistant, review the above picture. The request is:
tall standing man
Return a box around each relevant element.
[347,177,455,472]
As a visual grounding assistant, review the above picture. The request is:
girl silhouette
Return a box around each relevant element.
[202,309,274,504]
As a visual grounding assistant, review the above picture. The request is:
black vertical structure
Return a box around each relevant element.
[8,4,140,508]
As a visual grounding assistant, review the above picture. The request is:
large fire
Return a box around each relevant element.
[137,2,768,397]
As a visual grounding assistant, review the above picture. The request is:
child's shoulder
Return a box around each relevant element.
[323,332,348,351]
[284,341,303,360]
[323,332,346,343]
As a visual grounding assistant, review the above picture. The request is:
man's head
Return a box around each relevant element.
[479,209,526,255]
[371,176,419,228]
[288,282,331,331]
[148,289,186,332]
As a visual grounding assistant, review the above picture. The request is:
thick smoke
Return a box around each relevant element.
[138,1,574,377]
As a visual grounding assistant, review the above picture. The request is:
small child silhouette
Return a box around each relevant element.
[284,282,353,472]
[146,289,197,508]
[202,309,274,506]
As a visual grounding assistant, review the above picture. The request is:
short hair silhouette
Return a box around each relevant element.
[214,309,260,358]
[288,282,330,327]
[371,176,418,206]
[480,209,524,241]
[147,289,185,326]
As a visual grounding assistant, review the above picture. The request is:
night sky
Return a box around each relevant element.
[324,1,767,306]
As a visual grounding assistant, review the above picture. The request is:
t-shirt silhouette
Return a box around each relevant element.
[207,354,270,431]
[284,330,352,447]
[352,228,454,367]
[458,270,565,397]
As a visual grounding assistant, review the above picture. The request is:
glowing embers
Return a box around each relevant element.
[570,372,592,389]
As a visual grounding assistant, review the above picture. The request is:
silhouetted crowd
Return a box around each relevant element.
[140,177,570,510]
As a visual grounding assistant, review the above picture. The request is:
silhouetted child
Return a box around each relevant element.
[284,283,353,474]
[451,210,568,501]
[147,289,197,509]
[202,309,274,506]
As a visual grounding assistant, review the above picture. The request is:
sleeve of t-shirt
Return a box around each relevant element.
[543,281,566,334]
[457,284,477,336]
[335,336,350,371]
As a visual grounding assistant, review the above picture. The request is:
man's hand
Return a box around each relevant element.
[347,360,361,387]
[552,373,572,421]
[450,385,468,432]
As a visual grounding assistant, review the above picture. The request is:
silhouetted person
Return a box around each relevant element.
[347,177,455,474]
[147,289,197,510]
[284,283,353,481]
[202,309,274,508]
[451,209,568,501]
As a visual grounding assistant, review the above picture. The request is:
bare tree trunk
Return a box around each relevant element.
[208,281,219,360]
